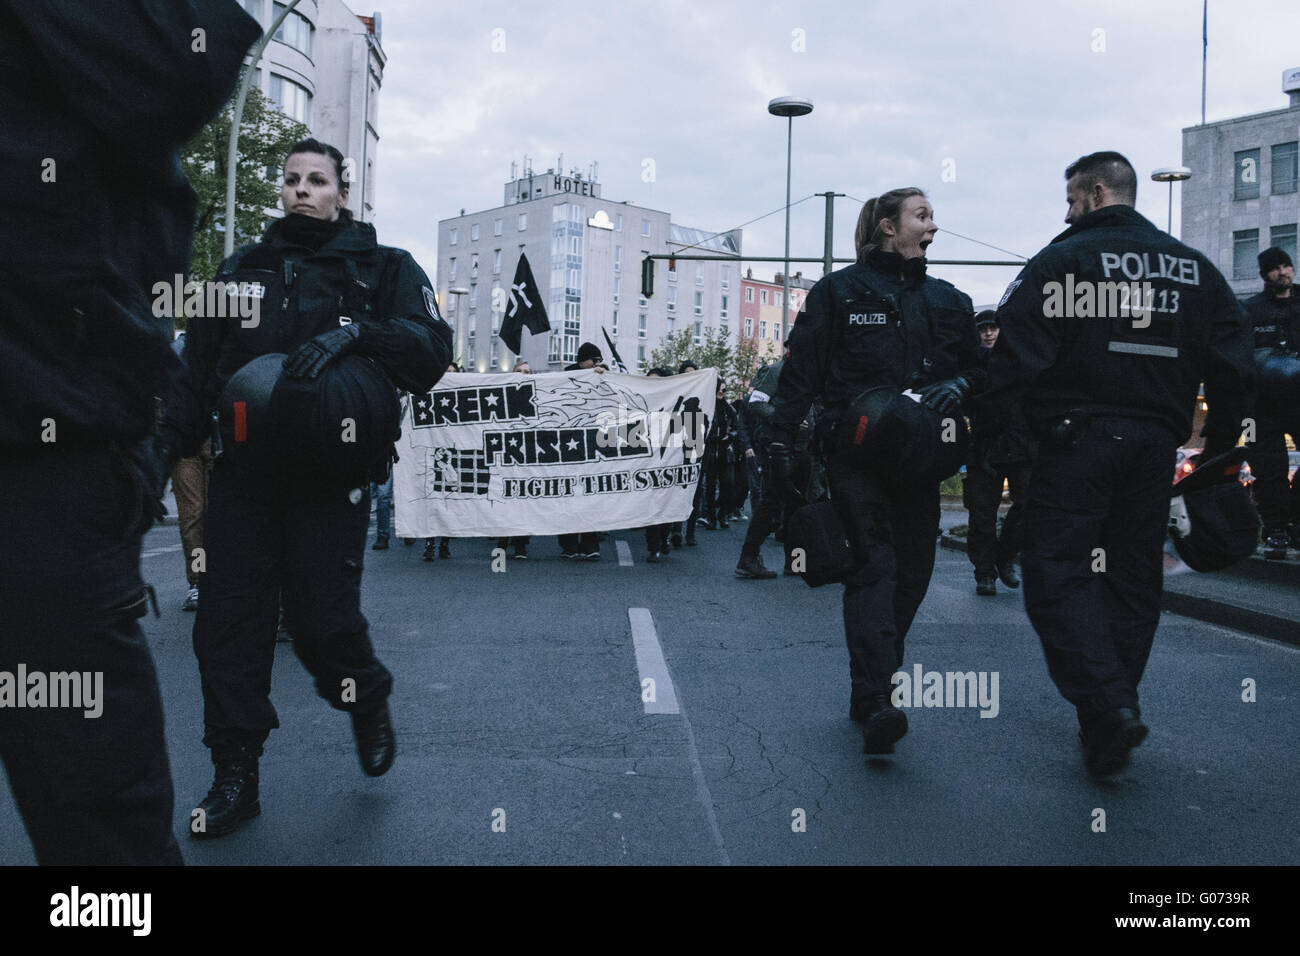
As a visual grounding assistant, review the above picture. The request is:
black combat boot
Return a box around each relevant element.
[352,700,396,777]
[192,745,260,839]
[861,695,908,754]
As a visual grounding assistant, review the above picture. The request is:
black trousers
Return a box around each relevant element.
[193,455,392,757]
[0,444,182,864]
[644,523,672,552]
[826,453,940,706]
[1246,414,1300,533]
[963,454,1031,576]
[558,532,599,555]
[1022,416,1176,731]
[740,446,805,560]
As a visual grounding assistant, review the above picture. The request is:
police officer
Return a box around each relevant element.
[770,188,984,752]
[963,310,1031,595]
[1242,246,1300,558]
[0,0,259,864]
[164,138,452,837]
[987,151,1255,777]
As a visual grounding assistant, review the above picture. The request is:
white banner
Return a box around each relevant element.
[393,368,717,537]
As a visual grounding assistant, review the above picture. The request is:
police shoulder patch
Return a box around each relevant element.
[998,278,1022,308]
[423,286,444,321]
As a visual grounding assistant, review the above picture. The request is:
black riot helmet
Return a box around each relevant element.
[1167,447,1260,572]
[838,386,969,489]
[218,352,399,483]
[217,353,285,470]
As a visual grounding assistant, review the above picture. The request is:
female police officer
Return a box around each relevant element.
[164,138,452,836]
[769,188,983,754]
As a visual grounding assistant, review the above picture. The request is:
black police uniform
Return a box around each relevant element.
[165,213,452,761]
[987,204,1254,746]
[963,342,1032,587]
[1241,291,1300,540]
[770,246,983,719]
[0,0,258,865]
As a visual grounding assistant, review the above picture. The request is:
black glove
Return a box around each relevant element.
[283,323,362,379]
[767,441,797,499]
[917,374,972,417]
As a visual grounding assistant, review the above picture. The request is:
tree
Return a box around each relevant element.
[179,84,309,293]
[647,327,760,399]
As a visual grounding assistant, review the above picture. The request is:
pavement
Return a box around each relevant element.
[2,495,1297,865]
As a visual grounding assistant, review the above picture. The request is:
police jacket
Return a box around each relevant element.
[987,204,1254,447]
[769,247,983,444]
[1242,291,1299,353]
[0,0,259,450]
[164,214,453,455]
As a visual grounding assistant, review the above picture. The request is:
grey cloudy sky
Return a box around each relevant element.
[368,0,1299,307]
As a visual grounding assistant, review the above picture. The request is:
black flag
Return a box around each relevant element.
[499,252,550,354]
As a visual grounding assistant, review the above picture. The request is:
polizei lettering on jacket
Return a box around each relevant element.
[1099,251,1201,285]
[848,311,889,325]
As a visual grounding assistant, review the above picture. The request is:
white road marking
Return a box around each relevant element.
[141,545,182,558]
[615,539,633,567]
[626,607,730,865]
[628,608,678,715]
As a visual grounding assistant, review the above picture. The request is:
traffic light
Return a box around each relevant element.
[640,256,655,298]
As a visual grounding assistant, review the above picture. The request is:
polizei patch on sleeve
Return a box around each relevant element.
[998,278,1022,308]
[423,286,443,321]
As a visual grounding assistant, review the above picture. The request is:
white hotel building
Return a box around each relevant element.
[437,166,742,373]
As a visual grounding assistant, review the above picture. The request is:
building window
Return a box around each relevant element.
[273,3,314,57]
[760,319,768,339]
[615,214,623,232]
[760,289,769,305]
[637,344,646,371]
[613,277,621,302]
[611,309,618,336]
[1233,229,1260,280]
[721,295,729,317]
[493,218,503,236]
[470,256,478,279]
[518,213,528,231]
[775,292,783,308]
[467,340,475,364]
[722,265,730,289]
[1234,148,1260,201]
[638,313,647,338]
[745,287,754,303]
[449,228,458,246]
[693,321,702,346]
[471,223,480,241]
[744,317,753,338]
[468,317,476,339]
[1273,142,1299,195]
[667,287,676,310]
[491,280,501,312]
[548,331,560,363]
[614,246,622,272]
[491,309,501,334]
[490,338,498,366]
[668,263,677,282]
[448,257,456,280]
[696,266,704,286]
[268,73,311,124]
[694,291,703,315]
[1270,224,1298,266]
[667,314,675,332]
[493,249,502,274]
[774,323,782,343]
[641,219,651,238]
[639,294,647,308]
[469,283,478,306]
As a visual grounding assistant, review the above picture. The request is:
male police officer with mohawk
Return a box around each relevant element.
[987,151,1255,777]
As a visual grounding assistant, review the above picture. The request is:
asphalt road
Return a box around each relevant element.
[2,510,1297,866]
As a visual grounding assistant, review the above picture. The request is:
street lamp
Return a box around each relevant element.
[448,287,469,366]
[768,96,813,344]
[1151,167,1192,234]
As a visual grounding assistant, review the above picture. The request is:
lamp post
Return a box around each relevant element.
[224,0,306,257]
[1151,167,1192,234]
[768,96,813,344]
[448,287,469,365]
